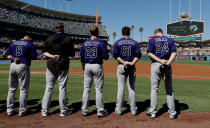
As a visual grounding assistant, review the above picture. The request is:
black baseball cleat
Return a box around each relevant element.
[7,111,14,116]
[146,111,156,118]
[60,110,72,117]
[82,111,89,117]
[97,111,108,118]
[19,111,27,117]
[169,111,177,119]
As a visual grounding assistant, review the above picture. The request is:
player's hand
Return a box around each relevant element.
[160,59,168,65]
[14,58,20,63]
[128,62,134,66]
[123,61,129,66]
[165,61,171,66]
[53,55,60,60]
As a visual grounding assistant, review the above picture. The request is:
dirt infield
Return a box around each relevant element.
[1,61,210,80]
[0,112,210,128]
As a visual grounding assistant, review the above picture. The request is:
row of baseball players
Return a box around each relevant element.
[5,23,177,119]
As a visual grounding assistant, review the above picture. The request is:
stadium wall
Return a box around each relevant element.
[140,55,210,62]
[176,56,210,62]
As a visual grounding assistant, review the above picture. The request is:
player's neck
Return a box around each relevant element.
[155,34,163,37]
[123,36,129,39]
[91,36,97,39]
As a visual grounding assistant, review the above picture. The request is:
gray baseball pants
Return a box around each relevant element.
[148,62,176,114]
[115,64,137,113]
[7,63,30,114]
[42,68,69,113]
[81,64,104,113]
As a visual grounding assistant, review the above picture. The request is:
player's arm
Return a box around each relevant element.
[7,55,19,63]
[166,40,177,65]
[66,38,75,57]
[129,57,139,66]
[147,39,167,64]
[166,52,177,65]
[80,43,85,71]
[43,39,59,60]
[112,42,128,65]
[43,52,60,61]
[101,42,109,60]
[5,43,20,63]
[115,57,128,65]
[148,52,167,64]
[129,42,141,66]
[80,55,85,71]
[31,44,38,60]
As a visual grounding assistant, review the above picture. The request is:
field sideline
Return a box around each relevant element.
[0,60,210,114]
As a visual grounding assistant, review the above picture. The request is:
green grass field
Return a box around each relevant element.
[0,60,210,113]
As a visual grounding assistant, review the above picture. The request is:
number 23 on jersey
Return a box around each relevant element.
[85,47,97,58]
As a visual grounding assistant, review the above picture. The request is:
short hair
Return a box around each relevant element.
[90,25,99,36]
[122,26,130,36]
[154,28,163,34]
[55,22,64,33]
[23,35,32,41]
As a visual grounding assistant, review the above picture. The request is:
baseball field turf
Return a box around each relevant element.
[0,60,210,114]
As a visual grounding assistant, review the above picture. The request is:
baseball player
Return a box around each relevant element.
[80,26,109,117]
[112,26,141,116]
[41,22,75,117]
[5,35,37,116]
[146,28,177,119]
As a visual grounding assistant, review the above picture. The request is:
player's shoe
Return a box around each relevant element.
[146,111,156,118]
[60,110,72,117]
[7,112,14,116]
[41,112,48,117]
[82,111,89,117]
[97,111,108,118]
[169,111,177,119]
[115,110,121,116]
[131,110,137,116]
[19,111,27,117]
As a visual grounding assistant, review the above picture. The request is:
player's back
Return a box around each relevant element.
[148,36,176,61]
[113,37,140,62]
[80,38,108,64]
[8,39,36,66]
[45,34,74,58]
